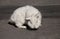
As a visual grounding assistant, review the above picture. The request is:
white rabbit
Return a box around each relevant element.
[9,5,42,29]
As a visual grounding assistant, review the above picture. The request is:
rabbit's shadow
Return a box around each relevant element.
[8,21,18,28]
[8,22,38,30]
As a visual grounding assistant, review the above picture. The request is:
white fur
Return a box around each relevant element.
[9,5,42,29]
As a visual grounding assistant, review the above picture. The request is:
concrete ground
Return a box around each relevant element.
[0,18,60,39]
[0,6,60,39]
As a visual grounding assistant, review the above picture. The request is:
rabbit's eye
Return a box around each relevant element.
[36,16,39,18]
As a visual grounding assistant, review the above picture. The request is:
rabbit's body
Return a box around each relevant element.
[9,5,42,29]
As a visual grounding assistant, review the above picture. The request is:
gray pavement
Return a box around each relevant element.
[0,6,60,39]
[0,18,60,39]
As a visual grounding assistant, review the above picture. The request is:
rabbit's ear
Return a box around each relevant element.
[34,13,39,18]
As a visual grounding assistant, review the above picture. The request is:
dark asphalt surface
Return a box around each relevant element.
[0,6,60,39]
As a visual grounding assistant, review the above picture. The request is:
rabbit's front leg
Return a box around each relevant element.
[16,22,27,29]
